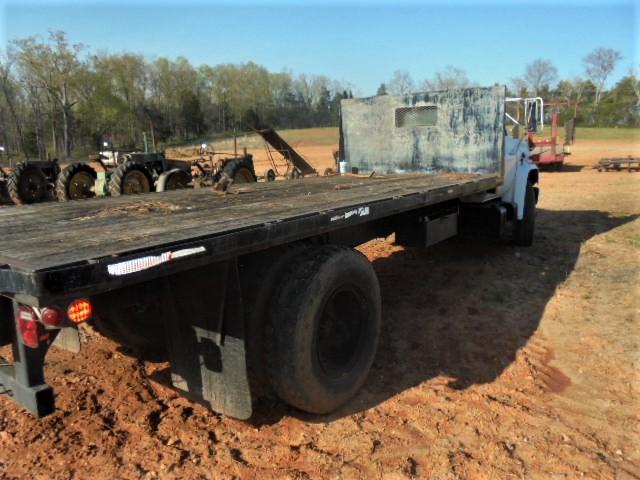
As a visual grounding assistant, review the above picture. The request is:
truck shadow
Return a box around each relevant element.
[540,163,585,172]
[252,208,636,425]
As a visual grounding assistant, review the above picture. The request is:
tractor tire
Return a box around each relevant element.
[513,182,536,246]
[56,163,97,201]
[7,162,48,205]
[264,168,276,182]
[156,168,191,192]
[109,160,153,196]
[0,179,9,202]
[222,157,256,184]
[265,245,381,414]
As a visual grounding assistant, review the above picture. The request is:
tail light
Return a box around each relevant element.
[67,298,92,324]
[41,306,64,327]
[16,306,41,348]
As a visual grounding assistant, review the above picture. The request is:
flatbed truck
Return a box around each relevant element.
[0,86,539,419]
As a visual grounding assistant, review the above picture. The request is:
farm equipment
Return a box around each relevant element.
[0,160,60,205]
[597,156,640,172]
[506,97,575,170]
[55,147,193,202]
[0,85,540,420]
[191,145,257,189]
[254,127,317,180]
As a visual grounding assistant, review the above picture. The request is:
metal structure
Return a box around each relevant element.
[254,127,317,180]
[597,156,640,172]
[505,97,576,169]
[342,86,506,174]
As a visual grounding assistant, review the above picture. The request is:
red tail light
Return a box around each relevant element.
[16,306,41,348]
[41,306,64,327]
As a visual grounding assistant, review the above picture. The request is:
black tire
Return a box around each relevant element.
[289,168,301,180]
[221,157,256,184]
[265,245,381,414]
[56,163,97,201]
[264,168,276,182]
[109,160,153,196]
[7,162,48,205]
[0,178,9,202]
[514,182,536,246]
[239,244,311,397]
[156,169,191,192]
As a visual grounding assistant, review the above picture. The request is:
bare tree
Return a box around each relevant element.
[13,31,84,158]
[422,66,471,91]
[509,77,529,97]
[0,49,28,158]
[387,70,415,95]
[524,59,558,95]
[583,48,623,105]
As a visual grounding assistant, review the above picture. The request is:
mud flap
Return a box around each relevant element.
[160,260,252,419]
[53,326,81,353]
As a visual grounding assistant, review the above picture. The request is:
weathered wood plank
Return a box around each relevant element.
[0,173,498,272]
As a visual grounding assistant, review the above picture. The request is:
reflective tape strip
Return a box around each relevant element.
[107,246,206,276]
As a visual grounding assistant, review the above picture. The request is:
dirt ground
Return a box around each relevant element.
[1,137,639,479]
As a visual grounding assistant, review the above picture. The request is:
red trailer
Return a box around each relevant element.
[506,98,576,170]
[528,101,575,170]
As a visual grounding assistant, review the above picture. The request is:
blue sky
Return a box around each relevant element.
[1,0,637,96]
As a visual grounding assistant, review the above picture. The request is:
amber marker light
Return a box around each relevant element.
[67,298,93,324]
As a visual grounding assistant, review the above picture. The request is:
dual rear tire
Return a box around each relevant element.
[264,246,381,414]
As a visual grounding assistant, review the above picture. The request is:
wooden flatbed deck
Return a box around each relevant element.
[0,173,499,300]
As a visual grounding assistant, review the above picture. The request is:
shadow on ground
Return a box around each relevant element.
[98,208,637,426]
[251,208,637,425]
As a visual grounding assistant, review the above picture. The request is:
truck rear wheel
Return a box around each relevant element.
[265,245,381,414]
[109,160,153,196]
[7,162,48,205]
[56,163,97,201]
[513,182,536,246]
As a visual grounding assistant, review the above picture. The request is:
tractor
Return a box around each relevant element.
[56,142,257,201]
[190,144,257,190]
[0,158,61,206]
[55,148,192,201]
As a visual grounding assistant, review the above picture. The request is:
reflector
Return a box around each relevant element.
[42,306,64,327]
[67,299,92,324]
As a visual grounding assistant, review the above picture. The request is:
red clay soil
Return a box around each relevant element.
[0,138,639,479]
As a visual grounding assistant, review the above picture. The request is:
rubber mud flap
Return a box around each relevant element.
[52,326,81,353]
[160,260,252,420]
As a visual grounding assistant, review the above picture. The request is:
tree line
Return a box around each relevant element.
[0,31,354,160]
[0,31,637,162]
[379,48,638,130]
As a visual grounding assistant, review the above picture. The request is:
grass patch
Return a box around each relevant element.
[554,127,640,141]
[173,127,339,152]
